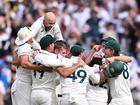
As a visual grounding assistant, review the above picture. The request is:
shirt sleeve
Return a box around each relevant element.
[54,23,63,40]
[34,52,74,67]
[34,53,65,67]
[92,64,100,73]
[30,17,43,38]
[84,65,100,84]
[32,39,41,50]
[17,44,31,56]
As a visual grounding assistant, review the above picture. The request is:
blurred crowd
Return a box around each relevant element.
[0,0,140,105]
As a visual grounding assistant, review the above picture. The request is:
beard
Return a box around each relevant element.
[45,26,53,32]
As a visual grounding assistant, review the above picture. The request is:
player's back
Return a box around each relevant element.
[87,80,109,103]
[60,57,90,94]
[108,67,131,98]
[32,70,57,91]
[60,66,90,94]
[108,64,133,105]
[29,51,57,91]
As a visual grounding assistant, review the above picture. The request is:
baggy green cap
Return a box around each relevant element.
[70,45,85,56]
[103,39,120,52]
[39,35,54,49]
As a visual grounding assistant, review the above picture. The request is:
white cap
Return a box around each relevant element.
[15,27,33,45]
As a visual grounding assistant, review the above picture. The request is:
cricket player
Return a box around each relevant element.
[59,45,101,105]
[102,39,133,105]
[86,37,132,105]
[31,35,57,105]
[53,40,89,105]
[11,27,45,105]
[30,12,63,42]
[84,38,109,105]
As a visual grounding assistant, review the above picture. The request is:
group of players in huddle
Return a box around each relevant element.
[11,12,134,105]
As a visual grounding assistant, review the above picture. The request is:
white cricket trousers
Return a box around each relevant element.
[61,93,89,105]
[11,80,31,105]
[109,96,134,105]
[31,89,57,105]
[88,100,107,105]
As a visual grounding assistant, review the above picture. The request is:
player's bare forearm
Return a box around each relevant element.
[19,55,47,71]
[115,55,132,62]
[56,58,86,77]
[40,66,53,72]
[84,51,94,64]
[56,64,80,78]
[106,55,132,63]
[85,45,102,64]
[12,60,20,66]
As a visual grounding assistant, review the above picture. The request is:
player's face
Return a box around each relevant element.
[54,47,68,57]
[27,38,33,45]
[102,46,114,57]
[58,48,67,57]
[66,50,71,58]
[50,43,54,53]
[43,19,55,31]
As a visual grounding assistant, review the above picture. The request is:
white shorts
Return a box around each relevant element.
[31,89,56,105]
[11,80,31,105]
[61,93,88,105]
